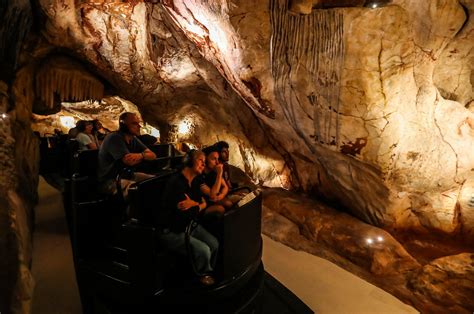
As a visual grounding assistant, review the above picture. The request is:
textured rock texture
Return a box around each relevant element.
[262,188,474,313]
[2,0,474,312]
[410,253,474,313]
[36,0,474,237]
[0,1,38,313]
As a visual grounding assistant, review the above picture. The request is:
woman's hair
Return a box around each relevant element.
[183,149,205,168]
[76,120,92,132]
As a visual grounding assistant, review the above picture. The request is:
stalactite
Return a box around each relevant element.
[271,0,344,148]
[35,56,104,108]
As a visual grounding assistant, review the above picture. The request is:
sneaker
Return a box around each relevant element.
[199,275,215,286]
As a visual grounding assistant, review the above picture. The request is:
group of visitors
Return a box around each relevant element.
[69,119,110,150]
[96,112,240,286]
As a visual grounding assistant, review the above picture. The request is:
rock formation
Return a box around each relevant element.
[1,0,474,312]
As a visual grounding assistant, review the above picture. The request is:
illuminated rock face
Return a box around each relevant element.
[0,0,470,312]
[262,188,474,312]
[37,0,474,238]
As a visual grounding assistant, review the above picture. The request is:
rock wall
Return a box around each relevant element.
[0,0,471,312]
[0,1,40,313]
[159,0,474,236]
[35,0,474,236]
[0,71,39,313]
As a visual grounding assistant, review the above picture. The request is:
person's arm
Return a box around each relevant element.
[200,183,211,198]
[87,142,98,150]
[177,194,207,212]
[142,148,156,160]
[122,153,142,166]
[177,194,206,219]
[218,179,229,199]
[209,164,224,199]
[107,133,132,164]
[121,138,156,166]
[77,133,95,150]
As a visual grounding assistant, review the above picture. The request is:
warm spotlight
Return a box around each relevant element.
[366,238,373,245]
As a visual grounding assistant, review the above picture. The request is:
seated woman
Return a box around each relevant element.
[200,146,234,215]
[92,119,110,144]
[76,120,99,151]
[160,149,218,286]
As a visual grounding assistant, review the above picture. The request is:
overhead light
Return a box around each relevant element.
[177,120,192,136]
[59,116,75,129]
[364,0,391,8]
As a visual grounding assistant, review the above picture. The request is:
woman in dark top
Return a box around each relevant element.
[160,150,218,286]
[200,146,233,213]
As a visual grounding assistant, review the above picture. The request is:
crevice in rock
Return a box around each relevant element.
[455,1,470,38]
[433,92,461,184]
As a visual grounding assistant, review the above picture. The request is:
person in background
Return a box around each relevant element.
[214,141,233,189]
[160,149,218,286]
[97,112,156,196]
[68,125,79,139]
[92,119,110,143]
[76,120,99,151]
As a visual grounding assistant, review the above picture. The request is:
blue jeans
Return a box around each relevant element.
[159,224,218,275]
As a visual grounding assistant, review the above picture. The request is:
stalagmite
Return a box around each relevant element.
[35,56,104,108]
[271,0,344,148]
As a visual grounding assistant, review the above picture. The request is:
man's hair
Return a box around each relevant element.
[119,112,135,123]
[202,145,219,156]
[119,112,136,133]
[214,141,229,152]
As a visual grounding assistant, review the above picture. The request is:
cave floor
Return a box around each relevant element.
[31,177,417,314]
[32,176,82,314]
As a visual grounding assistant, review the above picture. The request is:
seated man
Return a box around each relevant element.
[200,145,233,214]
[97,112,156,196]
[214,141,246,203]
[160,149,218,286]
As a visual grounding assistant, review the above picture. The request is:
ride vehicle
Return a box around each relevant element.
[63,146,264,313]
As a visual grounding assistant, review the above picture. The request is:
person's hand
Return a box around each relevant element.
[211,194,223,202]
[215,163,224,175]
[177,194,197,211]
[123,153,142,166]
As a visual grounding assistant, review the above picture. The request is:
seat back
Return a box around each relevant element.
[221,190,263,280]
[149,144,173,158]
[73,149,99,178]
[62,139,80,177]
[128,170,176,226]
